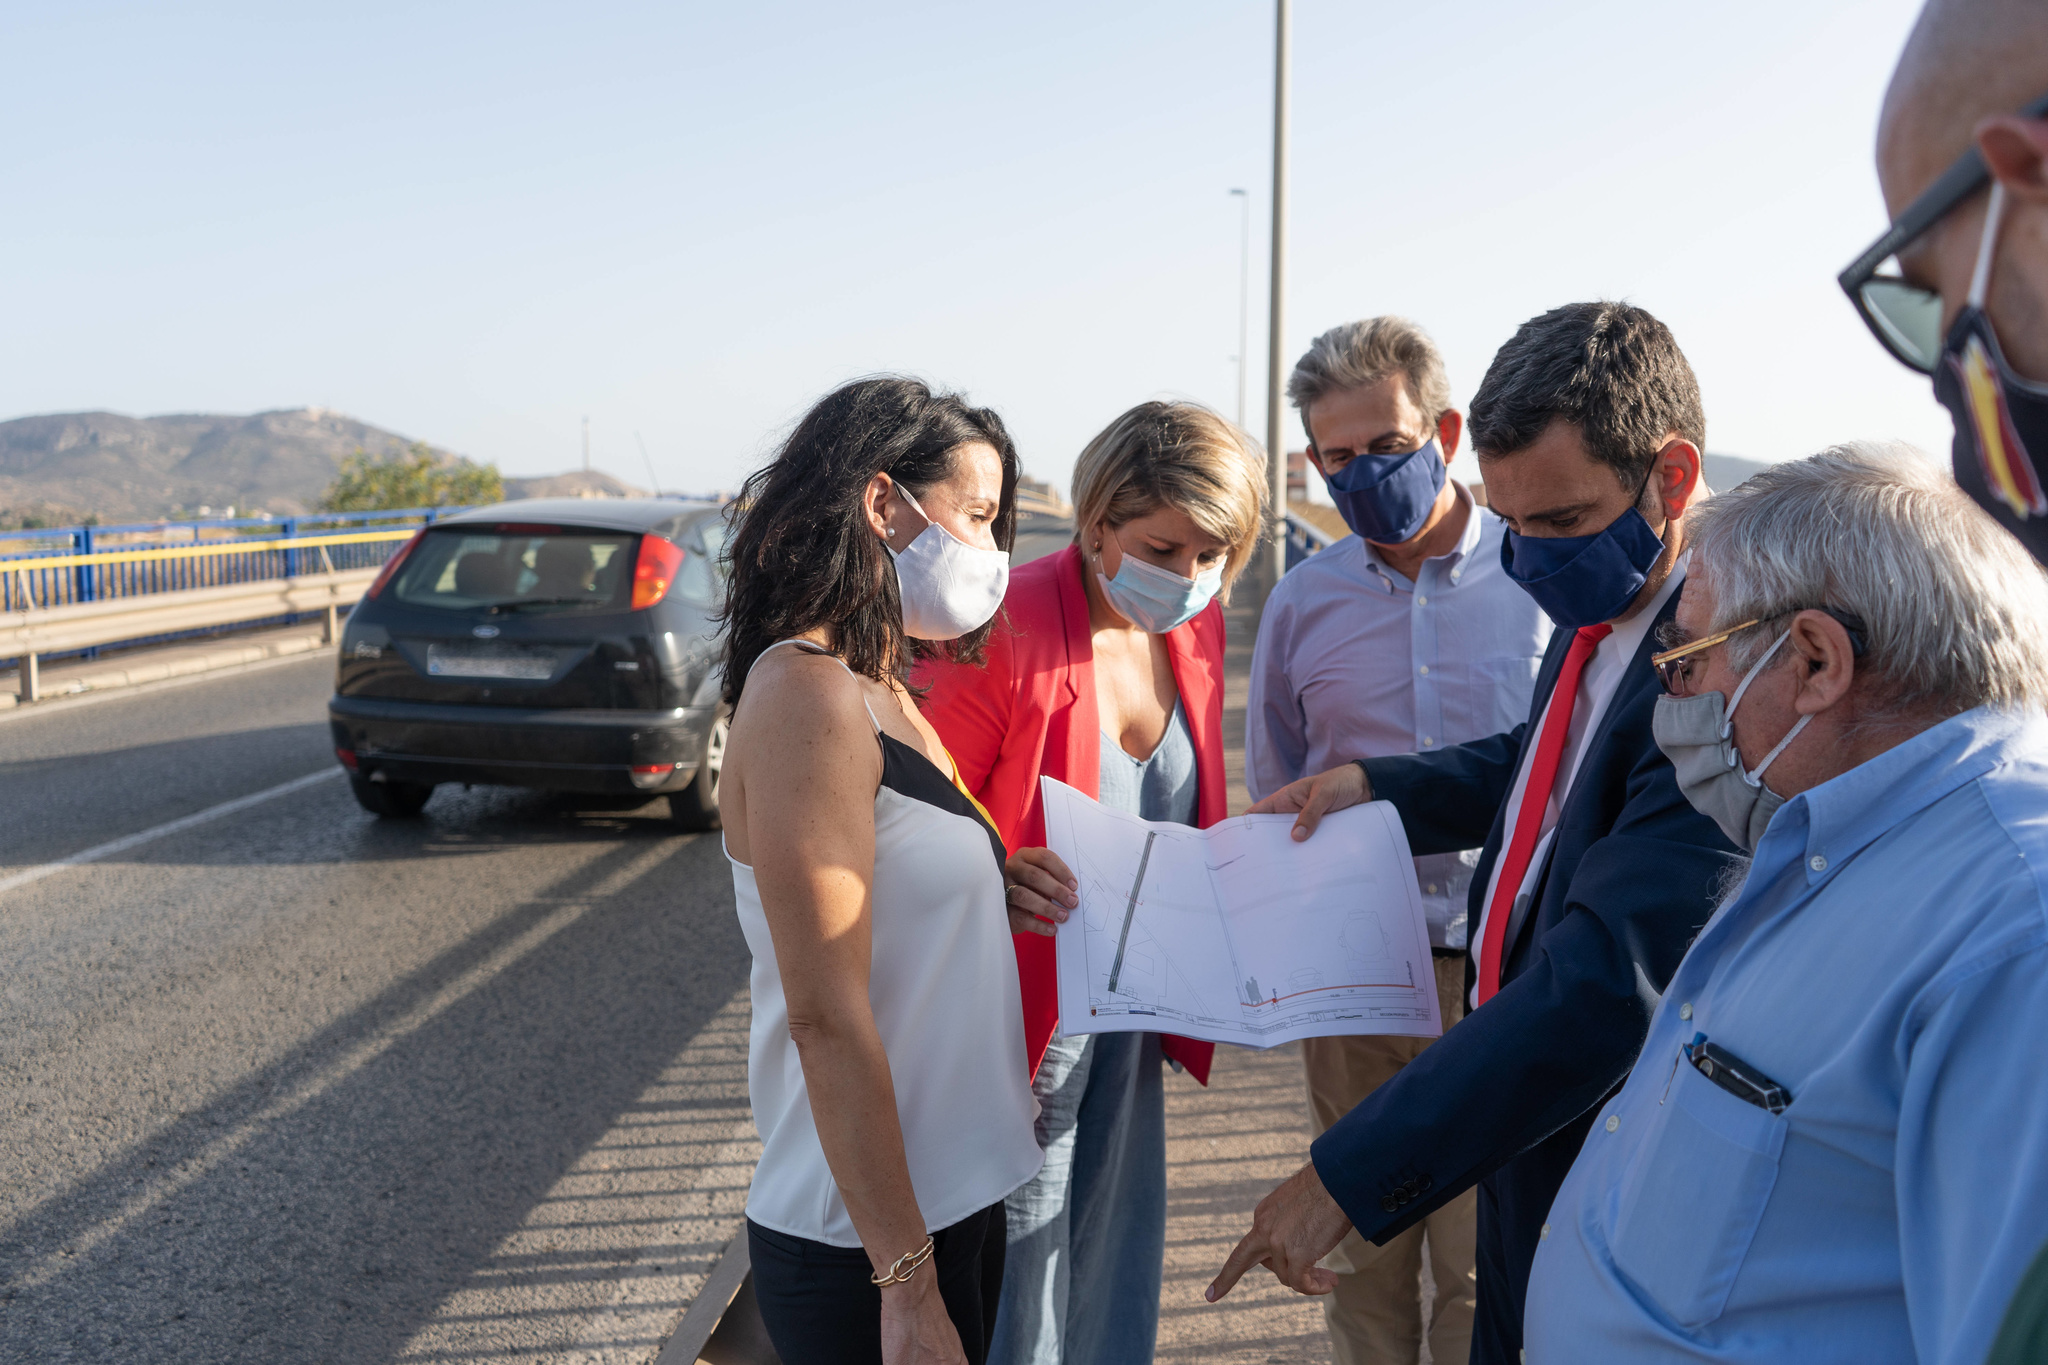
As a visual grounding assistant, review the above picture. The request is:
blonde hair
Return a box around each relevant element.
[1069,401,1269,593]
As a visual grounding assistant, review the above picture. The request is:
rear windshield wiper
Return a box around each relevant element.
[488,596,600,611]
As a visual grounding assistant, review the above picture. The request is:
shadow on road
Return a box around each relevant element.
[326,786,702,862]
[0,827,750,1364]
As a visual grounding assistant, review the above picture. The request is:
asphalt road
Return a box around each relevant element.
[0,653,756,1363]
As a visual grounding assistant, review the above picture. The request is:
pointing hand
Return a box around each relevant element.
[1207,1161,1351,1301]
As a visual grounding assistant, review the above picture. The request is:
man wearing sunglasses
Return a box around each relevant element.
[1856,10,2048,1359]
[1844,0,2048,564]
[1206,302,1744,1365]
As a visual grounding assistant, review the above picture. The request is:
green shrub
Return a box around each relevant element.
[319,442,502,512]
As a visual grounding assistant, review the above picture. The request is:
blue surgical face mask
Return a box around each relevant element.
[1095,538,1223,634]
[1499,481,1666,629]
[1321,439,1448,544]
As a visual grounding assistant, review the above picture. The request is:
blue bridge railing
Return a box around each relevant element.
[0,507,479,670]
[0,507,477,615]
[1282,510,1339,571]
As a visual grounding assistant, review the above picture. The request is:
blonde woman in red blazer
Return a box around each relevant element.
[919,402,1267,1365]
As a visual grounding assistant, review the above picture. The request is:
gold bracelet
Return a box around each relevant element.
[869,1236,936,1287]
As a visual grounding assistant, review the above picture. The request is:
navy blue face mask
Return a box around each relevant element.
[1499,481,1666,629]
[1321,439,1448,544]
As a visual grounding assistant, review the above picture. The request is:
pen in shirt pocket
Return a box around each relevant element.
[1672,1031,1793,1114]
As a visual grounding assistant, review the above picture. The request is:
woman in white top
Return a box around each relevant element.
[718,377,1079,1365]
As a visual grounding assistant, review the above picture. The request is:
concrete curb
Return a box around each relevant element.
[653,1234,782,1365]
[0,627,334,715]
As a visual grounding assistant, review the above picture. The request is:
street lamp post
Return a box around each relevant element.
[1265,0,1291,582]
[1230,187,1250,431]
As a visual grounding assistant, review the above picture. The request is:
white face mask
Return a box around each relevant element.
[1651,629,1811,852]
[887,486,1009,641]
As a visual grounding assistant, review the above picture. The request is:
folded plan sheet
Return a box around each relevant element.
[1043,777,1441,1048]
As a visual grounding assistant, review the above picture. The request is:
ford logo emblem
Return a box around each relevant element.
[472,624,501,639]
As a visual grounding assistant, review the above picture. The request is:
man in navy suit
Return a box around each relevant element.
[1207,301,1745,1365]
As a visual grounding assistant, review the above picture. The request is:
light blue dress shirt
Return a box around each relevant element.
[1527,705,2048,1365]
[1244,489,1552,947]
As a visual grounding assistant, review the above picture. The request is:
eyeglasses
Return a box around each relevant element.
[1839,89,2048,374]
[1651,619,1760,696]
[1650,608,1869,696]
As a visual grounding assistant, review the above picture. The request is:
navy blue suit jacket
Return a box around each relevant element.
[1309,588,1743,1343]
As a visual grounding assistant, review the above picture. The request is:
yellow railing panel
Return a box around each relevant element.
[7,527,420,572]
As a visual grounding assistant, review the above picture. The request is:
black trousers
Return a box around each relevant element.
[1469,1109,1600,1365]
[749,1202,1006,1365]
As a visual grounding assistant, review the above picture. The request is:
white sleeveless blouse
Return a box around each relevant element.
[728,643,1042,1246]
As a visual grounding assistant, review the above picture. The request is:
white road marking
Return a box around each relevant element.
[0,767,344,897]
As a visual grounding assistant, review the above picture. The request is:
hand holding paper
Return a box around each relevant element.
[1042,777,1440,1049]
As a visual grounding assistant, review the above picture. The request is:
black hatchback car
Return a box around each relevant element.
[328,498,730,826]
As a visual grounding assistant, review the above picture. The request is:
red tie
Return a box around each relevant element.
[1475,623,1612,1005]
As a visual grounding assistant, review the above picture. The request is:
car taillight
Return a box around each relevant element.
[336,747,359,771]
[630,762,675,790]
[365,529,428,599]
[631,534,685,610]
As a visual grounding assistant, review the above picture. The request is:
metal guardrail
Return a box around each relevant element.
[12,527,417,573]
[0,507,467,678]
[1281,510,1338,570]
[0,506,469,614]
[1,567,380,702]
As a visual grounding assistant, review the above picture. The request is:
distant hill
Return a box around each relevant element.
[503,469,648,501]
[0,408,460,526]
[0,408,661,528]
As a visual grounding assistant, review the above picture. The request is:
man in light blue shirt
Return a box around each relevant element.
[1527,442,2048,1364]
[1247,316,1550,1363]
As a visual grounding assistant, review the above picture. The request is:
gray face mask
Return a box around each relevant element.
[1651,630,1810,852]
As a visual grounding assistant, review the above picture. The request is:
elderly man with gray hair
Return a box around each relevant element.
[1244,316,1550,1364]
[1524,442,2048,1363]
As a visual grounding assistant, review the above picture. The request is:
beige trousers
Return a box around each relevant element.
[1302,953,1476,1365]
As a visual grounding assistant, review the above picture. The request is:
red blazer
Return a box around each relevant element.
[916,544,1226,1086]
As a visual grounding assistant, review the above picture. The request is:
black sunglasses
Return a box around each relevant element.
[1838,88,2048,374]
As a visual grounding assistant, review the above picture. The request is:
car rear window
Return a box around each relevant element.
[675,518,727,603]
[391,526,639,614]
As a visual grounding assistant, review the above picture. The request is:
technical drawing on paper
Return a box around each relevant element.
[1042,777,1441,1049]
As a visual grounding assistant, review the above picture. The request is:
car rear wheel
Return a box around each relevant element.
[669,709,728,831]
[350,773,436,818]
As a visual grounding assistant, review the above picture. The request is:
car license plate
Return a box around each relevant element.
[426,644,559,680]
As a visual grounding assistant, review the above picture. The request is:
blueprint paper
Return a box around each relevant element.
[1043,777,1441,1048]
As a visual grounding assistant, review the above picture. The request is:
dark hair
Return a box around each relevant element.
[1469,301,1705,493]
[718,376,1020,707]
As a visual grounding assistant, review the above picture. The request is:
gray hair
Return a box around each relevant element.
[1689,440,2048,717]
[1286,317,1452,441]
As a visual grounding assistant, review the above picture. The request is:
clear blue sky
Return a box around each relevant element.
[1,0,1945,496]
